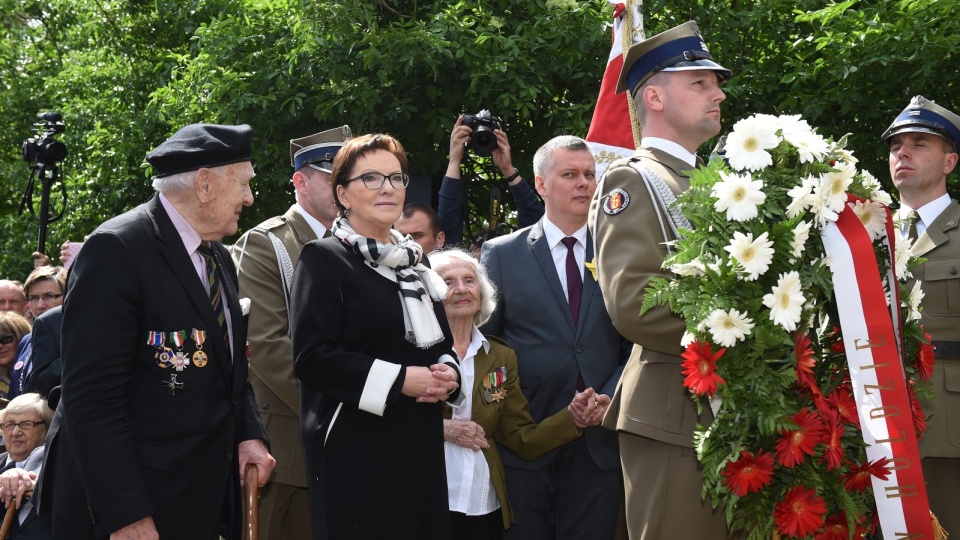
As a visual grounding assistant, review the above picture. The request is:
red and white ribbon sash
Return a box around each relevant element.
[821,197,932,539]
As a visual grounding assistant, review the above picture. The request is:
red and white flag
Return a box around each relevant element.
[586,2,643,178]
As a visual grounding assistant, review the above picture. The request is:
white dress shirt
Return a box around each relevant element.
[901,192,951,237]
[641,136,697,168]
[542,217,588,302]
[444,326,500,515]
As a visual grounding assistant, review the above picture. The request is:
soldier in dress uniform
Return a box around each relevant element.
[232,125,351,540]
[885,96,960,535]
[588,21,739,539]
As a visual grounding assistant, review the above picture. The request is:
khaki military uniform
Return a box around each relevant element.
[589,147,734,540]
[233,205,318,540]
[896,201,960,534]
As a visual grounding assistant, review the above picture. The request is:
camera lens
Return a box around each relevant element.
[470,128,497,157]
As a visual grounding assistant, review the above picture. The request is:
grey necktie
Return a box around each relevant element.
[904,210,920,242]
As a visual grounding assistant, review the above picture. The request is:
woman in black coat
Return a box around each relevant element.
[290,133,463,540]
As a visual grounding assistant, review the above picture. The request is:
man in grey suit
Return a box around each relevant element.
[481,135,628,540]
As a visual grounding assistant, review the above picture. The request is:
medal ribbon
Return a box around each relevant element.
[169,330,186,349]
[146,331,165,347]
[192,328,206,349]
[821,195,933,539]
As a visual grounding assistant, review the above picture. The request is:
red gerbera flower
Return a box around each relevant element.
[794,332,816,388]
[916,332,935,380]
[842,457,892,492]
[908,381,928,436]
[815,513,850,540]
[821,410,844,471]
[721,449,775,496]
[681,340,727,397]
[825,388,859,427]
[774,486,827,538]
[776,408,825,468]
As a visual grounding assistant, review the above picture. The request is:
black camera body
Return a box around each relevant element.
[22,112,67,166]
[462,110,503,157]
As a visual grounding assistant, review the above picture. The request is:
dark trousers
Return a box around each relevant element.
[450,509,504,540]
[503,437,622,540]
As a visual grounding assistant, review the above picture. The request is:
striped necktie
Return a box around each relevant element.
[197,242,229,349]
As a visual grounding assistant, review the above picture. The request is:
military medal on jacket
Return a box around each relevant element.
[482,366,507,403]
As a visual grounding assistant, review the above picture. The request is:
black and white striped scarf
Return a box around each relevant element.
[331,217,447,349]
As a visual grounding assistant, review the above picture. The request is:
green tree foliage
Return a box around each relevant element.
[2,0,960,279]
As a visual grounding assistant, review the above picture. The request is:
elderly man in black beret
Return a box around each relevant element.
[38,123,275,540]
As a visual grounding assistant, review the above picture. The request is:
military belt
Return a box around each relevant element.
[932,340,960,359]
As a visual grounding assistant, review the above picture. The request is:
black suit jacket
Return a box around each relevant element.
[26,305,62,398]
[39,195,266,539]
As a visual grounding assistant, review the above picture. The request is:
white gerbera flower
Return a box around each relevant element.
[833,147,859,166]
[894,229,913,279]
[712,172,767,222]
[786,175,819,218]
[724,231,775,281]
[775,114,812,136]
[860,170,893,206]
[680,331,696,347]
[790,220,812,261]
[850,199,888,240]
[762,271,805,331]
[705,308,755,347]
[905,280,924,321]
[671,259,706,277]
[811,181,841,227]
[784,129,830,163]
[725,116,781,172]
[820,162,856,212]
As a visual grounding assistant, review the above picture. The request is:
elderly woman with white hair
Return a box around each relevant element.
[0,392,54,538]
[430,248,609,539]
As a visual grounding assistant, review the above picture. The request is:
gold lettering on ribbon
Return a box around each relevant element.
[855,336,886,350]
[864,380,894,395]
[875,429,906,445]
[894,532,923,539]
[884,484,917,498]
[858,362,890,370]
[869,406,901,419]
[888,456,911,471]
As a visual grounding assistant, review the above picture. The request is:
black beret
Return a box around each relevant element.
[147,123,253,178]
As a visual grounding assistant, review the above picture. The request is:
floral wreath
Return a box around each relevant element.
[642,114,934,539]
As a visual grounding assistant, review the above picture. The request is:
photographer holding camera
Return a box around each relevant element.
[438,112,543,248]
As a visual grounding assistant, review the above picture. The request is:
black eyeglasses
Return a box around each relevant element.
[27,292,62,305]
[0,420,45,432]
[345,172,410,190]
[0,334,15,346]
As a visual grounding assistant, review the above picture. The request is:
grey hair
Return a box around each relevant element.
[151,170,197,193]
[533,135,592,177]
[429,248,497,327]
[0,393,54,426]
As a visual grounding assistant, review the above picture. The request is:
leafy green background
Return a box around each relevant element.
[3,0,959,279]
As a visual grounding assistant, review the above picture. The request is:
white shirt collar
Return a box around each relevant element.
[159,193,202,257]
[465,325,490,360]
[541,215,588,250]
[640,137,697,168]
[294,203,329,239]
[904,193,952,230]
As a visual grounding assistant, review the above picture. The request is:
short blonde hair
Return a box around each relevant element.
[429,248,497,327]
[23,265,66,296]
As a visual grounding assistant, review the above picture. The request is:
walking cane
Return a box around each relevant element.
[0,503,15,540]
[243,463,259,540]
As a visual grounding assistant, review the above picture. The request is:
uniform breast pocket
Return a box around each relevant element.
[920,258,960,315]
